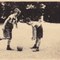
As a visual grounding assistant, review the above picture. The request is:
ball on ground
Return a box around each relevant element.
[17,46,23,51]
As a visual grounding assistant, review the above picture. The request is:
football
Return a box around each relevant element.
[17,46,23,51]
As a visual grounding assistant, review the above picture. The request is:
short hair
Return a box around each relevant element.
[14,8,21,14]
[26,17,31,22]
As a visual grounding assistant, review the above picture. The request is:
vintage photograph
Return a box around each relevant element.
[0,2,60,60]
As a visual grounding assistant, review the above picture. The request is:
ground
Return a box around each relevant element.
[0,22,60,60]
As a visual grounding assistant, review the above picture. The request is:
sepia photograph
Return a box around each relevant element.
[0,1,60,60]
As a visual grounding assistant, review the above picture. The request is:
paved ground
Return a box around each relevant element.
[0,22,60,60]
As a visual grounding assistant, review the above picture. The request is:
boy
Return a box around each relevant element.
[2,8,21,50]
[26,17,43,51]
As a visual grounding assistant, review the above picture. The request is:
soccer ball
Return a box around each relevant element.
[17,46,23,51]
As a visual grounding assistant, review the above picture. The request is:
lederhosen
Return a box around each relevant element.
[34,25,43,39]
[37,25,43,39]
[3,22,13,39]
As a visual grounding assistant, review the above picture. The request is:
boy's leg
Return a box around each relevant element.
[32,26,36,40]
[32,38,41,51]
[31,38,38,49]
[6,30,13,50]
[36,38,41,51]
[7,39,11,50]
[31,26,37,48]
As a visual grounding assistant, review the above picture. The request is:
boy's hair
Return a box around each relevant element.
[14,8,21,15]
[26,17,31,22]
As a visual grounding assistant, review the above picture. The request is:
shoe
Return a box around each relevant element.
[31,46,38,49]
[7,47,13,50]
[0,38,2,40]
[7,45,13,50]
[31,44,38,49]
[33,48,39,52]
[36,47,39,51]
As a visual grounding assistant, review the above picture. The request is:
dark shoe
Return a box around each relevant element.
[7,47,13,50]
[31,46,36,49]
[7,45,13,50]
[33,49,39,52]
[33,48,39,52]
[0,38,2,40]
[31,44,38,49]
[36,47,39,51]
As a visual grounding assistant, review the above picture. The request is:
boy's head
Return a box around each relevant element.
[26,17,31,22]
[26,17,32,25]
[14,8,21,16]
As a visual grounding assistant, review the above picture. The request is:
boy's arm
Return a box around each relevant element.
[15,18,18,28]
[2,16,10,29]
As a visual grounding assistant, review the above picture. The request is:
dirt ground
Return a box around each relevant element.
[0,22,60,60]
